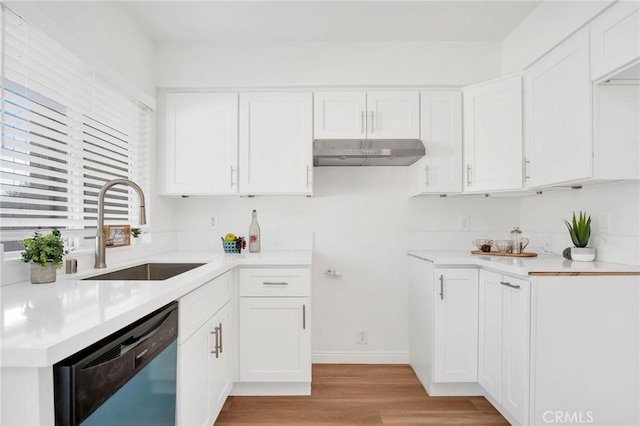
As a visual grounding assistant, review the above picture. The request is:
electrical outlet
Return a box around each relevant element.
[458,216,470,231]
[210,215,218,228]
[357,330,368,345]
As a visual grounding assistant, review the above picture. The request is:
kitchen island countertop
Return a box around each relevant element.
[408,250,640,276]
[0,250,312,368]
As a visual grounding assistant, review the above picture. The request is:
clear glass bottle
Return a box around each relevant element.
[249,209,261,253]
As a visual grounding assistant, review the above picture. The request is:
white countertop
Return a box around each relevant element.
[0,251,312,368]
[408,250,640,276]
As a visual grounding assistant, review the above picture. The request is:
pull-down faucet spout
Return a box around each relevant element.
[95,179,146,268]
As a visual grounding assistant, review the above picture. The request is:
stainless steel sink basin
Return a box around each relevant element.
[83,263,206,281]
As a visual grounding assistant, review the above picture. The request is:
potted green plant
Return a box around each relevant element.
[563,211,595,261]
[21,229,67,284]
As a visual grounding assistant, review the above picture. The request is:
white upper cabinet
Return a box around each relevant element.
[313,91,367,139]
[239,92,313,195]
[463,76,523,193]
[314,91,420,139]
[162,92,238,195]
[409,91,462,196]
[524,29,592,188]
[591,1,640,81]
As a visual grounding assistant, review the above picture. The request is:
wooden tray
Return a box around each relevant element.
[471,250,538,258]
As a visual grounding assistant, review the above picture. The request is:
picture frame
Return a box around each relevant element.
[103,225,131,247]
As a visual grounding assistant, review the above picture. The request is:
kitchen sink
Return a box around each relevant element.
[83,263,206,281]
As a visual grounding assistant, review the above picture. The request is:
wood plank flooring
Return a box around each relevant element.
[215,364,509,425]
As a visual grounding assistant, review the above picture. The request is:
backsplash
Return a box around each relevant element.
[520,181,640,266]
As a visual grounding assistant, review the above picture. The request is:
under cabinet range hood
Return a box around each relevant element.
[313,139,425,166]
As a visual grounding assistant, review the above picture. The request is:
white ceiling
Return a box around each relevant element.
[122,1,542,43]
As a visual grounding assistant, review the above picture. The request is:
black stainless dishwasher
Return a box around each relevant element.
[54,301,178,426]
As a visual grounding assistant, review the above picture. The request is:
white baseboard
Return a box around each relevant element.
[312,351,409,364]
[231,382,311,396]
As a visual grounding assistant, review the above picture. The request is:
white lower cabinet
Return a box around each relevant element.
[478,270,530,426]
[236,267,312,394]
[433,268,478,382]
[239,297,311,382]
[177,273,233,426]
[408,256,480,396]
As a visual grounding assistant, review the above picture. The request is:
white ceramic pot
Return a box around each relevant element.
[571,247,596,262]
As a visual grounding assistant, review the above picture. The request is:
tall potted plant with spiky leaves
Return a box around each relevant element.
[563,211,595,261]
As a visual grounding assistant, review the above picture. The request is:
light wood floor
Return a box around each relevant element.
[215,364,509,425]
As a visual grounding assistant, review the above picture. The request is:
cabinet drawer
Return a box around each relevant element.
[239,268,310,297]
[179,271,232,344]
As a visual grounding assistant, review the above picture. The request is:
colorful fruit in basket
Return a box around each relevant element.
[224,233,237,241]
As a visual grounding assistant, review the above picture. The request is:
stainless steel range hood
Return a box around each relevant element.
[313,139,425,166]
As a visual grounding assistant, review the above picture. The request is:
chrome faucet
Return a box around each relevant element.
[95,179,147,268]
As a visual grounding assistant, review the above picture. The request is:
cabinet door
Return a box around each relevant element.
[524,30,591,188]
[163,92,238,195]
[478,270,503,401]
[210,302,232,421]
[314,91,367,139]
[409,92,462,195]
[366,91,420,139]
[433,268,478,382]
[239,297,311,382]
[500,276,530,425]
[591,1,640,80]
[239,92,313,195]
[177,322,212,426]
[408,256,434,388]
[463,76,523,192]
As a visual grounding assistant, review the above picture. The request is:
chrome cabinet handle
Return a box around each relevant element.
[370,111,375,133]
[303,304,306,330]
[263,281,288,286]
[500,281,521,290]
[218,322,223,354]
[439,275,444,300]
[306,165,311,187]
[466,164,472,186]
[230,166,236,187]
[523,158,531,181]
[361,111,366,134]
[425,164,430,187]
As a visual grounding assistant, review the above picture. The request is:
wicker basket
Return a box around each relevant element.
[221,238,240,254]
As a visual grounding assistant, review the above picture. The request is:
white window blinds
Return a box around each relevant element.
[0,5,150,236]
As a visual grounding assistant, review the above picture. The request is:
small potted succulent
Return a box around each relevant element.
[21,229,67,284]
[563,211,595,261]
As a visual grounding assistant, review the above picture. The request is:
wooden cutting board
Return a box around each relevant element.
[471,250,538,257]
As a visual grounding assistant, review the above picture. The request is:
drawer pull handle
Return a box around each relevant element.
[263,281,288,286]
[500,281,521,290]
[439,275,444,300]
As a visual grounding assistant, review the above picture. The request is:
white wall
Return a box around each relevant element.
[501,1,612,74]
[155,41,501,88]
[173,168,520,362]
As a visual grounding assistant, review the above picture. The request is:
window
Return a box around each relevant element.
[0,5,150,249]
